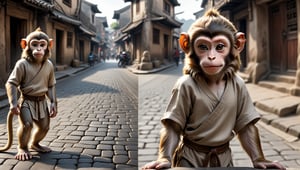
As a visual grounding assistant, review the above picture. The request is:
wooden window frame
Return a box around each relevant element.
[67,31,73,48]
[153,28,160,44]
[63,0,72,7]
[164,1,170,15]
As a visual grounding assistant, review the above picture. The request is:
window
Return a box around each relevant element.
[67,32,73,48]
[136,0,140,13]
[164,1,170,14]
[63,0,71,7]
[153,28,160,44]
[287,0,297,32]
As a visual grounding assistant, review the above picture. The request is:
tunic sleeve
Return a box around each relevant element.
[6,60,25,86]
[47,60,56,87]
[161,76,193,130]
[234,78,261,133]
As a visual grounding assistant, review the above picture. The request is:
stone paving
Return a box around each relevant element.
[0,62,138,170]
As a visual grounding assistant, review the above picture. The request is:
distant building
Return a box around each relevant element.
[95,16,109,61]
[122,0,182,70]
[78,0,101,65]
[113,5,131,55]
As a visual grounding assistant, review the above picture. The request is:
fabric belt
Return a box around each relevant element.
[22,94,46,101]
[183,138,229,167]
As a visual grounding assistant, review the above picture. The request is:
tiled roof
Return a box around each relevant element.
[25,0,54,10]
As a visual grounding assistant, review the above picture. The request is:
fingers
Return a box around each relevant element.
[265,162,286,170]
[10,107,20,115]
[142,161,159,169]
[254,161,286,170]
[155,161,171,169]
[142,161,171,170]
[49,110,57,118]
[49,104,57,118]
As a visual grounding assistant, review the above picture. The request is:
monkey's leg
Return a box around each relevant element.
[16,107,33,161]
[30,115,51,152]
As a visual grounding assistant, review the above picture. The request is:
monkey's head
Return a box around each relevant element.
[179,9,246,81]
[20,28,53,63]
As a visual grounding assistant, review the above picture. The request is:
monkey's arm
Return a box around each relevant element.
[5,82,19,115]
[238,123,286,170]
[142,119,181,169]
[47,86,57,117]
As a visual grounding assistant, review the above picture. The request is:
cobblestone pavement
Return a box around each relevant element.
[0,61,138,170]
[138,63,300,170]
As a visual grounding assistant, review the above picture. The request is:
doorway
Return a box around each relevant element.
[56,29,63,65]
[9,17,26,71]
[269,0,297,74]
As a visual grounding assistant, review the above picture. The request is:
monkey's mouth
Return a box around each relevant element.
[203,65,223,68]
[203,65,223,73]
[33,53,43,57]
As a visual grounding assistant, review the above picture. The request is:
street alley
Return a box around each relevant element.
[138,63,300,169]
[0,61,138,170]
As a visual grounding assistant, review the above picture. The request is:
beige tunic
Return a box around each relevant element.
[161,74,260,167]
[7,59,56,120]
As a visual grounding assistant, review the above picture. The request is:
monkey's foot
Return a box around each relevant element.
[15,149,32,161]
[30,144,51,153]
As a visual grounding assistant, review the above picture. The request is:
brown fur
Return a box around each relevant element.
[182,9,241,81]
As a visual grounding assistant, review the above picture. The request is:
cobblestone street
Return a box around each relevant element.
[0,61,138,170]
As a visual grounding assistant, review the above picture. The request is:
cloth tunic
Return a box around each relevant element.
[161,74,260,167]
[7,58,56,120]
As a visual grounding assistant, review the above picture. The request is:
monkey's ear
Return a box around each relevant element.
[49,39,54,49]
[20,39,27,49]
[235,32,246,52]
[179,32,190,53]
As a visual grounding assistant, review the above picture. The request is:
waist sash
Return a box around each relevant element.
[183,138,229,167]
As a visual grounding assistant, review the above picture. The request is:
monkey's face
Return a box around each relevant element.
[29,39,48,63]
[193,35,230,76]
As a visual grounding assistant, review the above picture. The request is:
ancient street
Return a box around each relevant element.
[0,61,138,170]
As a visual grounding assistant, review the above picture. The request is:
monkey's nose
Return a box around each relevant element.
[208,55,216,60]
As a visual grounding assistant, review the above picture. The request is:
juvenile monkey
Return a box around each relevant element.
[0,28,57,161]
[143,9,286,169]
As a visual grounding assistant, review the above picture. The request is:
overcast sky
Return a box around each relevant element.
[86,0,202,25]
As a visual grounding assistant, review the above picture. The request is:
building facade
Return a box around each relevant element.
[122,0,182,69]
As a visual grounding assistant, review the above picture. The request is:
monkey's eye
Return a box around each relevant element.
[216,44,225,51]
[198,44,208,50]
[31,43,38,47]
[40,43,47,48]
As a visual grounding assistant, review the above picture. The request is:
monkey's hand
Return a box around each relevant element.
[238,123,286,170]
[49,103,57,118]
[142,158,171,170]
[142,119,181,169]
[253,158,286,170]
[10,106,20,115]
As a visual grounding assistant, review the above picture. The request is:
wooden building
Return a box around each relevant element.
[122,0,182,69]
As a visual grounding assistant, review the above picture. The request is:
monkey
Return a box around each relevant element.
[0,28,57,161]
[142,9,286,169]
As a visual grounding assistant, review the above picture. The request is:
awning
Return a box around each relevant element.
[122,20,143,33]
[51,10,81,26]
[91,37,100,43]
[151,16,182,28]
[114,33,129,43]
[79,26,96,36]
